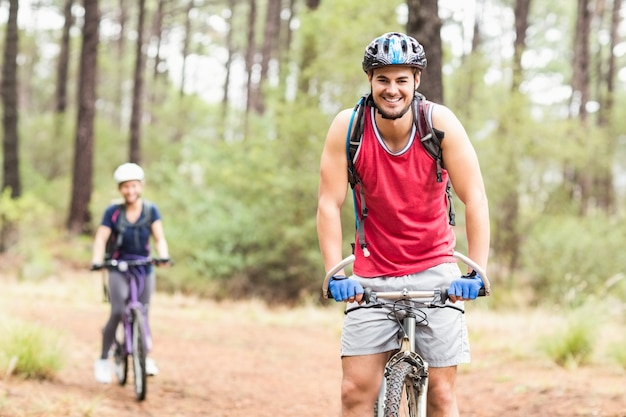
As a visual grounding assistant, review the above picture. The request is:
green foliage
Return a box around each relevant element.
[21,114,76,184]
[0,188,55,235]
[296,0,404,111]
[0,188,27,225]
[0,319,65,380]
[608,337,626,369]
[538,306,597,368]
[139,103,326,301]
[3,0,626,307]
[3,192,67,281]
[521,215,626,306]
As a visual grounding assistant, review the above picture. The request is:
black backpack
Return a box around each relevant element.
[346,92,456,257]
[104,201,155,260]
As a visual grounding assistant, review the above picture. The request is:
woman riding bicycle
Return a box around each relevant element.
[316,32,490,416]
[90,162,170,384]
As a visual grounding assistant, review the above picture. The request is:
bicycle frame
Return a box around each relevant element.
[375,306,430,417]
[123,268,152,355]
[103,258,154,401]
[322,252,490,417]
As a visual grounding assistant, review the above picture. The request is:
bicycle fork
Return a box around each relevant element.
[400,313,428,417]
[124,275,153,354]
[124,304,153,353]
[376,312,429,417]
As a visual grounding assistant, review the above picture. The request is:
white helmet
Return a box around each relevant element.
[113,163,145,184]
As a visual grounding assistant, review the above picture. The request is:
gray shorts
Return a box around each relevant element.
[341,262,470,368]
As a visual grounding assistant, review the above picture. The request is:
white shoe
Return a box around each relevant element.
[94,359,112,384]
[145,357,159,376]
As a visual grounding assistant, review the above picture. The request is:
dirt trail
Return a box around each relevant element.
[0,272,625,417]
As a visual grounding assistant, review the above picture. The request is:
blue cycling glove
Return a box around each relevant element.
[328,275,364,302]
[449,271,484,300]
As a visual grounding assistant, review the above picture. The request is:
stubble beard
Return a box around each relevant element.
[374,96,413,120]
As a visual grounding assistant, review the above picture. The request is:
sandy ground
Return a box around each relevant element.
[0,271,625,417]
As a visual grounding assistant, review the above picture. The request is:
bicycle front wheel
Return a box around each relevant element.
[114,340,128,385]
[131,308,147,401]
[384,360,427,417]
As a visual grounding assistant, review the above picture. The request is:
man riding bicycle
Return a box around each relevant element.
[316,32,490,417]
[91,163,171,384]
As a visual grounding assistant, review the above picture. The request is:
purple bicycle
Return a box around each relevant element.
[93,257,170,401]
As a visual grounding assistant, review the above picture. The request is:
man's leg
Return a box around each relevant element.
[340,352,389,417]
[427,366,459,417]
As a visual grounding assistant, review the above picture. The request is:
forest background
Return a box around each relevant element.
[0,0,625,312]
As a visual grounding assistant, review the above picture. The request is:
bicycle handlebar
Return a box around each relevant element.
[91,258,172,272]
[322,251,491,300]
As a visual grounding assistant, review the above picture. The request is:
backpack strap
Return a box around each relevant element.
[345,92,457,259]
[141,200,154,226]
[347,94,369,188]
[414,93,444,181]
[113,204,125,249]
[113,201,155,250]
[413,93,456,226]
[346,94,371,257]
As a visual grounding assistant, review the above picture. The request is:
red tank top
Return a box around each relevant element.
[352,106,456,277]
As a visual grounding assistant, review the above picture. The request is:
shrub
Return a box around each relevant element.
[521,215,626,307]
[538,307,597,368]
[0,319,65,380]
[608,338,626,369]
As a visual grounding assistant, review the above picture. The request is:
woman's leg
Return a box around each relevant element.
[100,270,129,359]
[138,270,155,343]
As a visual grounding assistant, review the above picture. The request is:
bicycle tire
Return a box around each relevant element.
[384,360,426,417]
[113,337,128,386]
[131,308,147,401]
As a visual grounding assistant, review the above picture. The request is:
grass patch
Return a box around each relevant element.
[608,338,626,369]
[537,307,597,368]
[0,318,65,380]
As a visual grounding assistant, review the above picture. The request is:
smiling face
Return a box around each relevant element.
[118,180,143,204]
[368,65,420,120]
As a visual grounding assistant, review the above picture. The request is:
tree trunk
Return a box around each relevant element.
[55,0,73,114]
[0,0,20,252]
[244,0,258,133]
[151,0,166,83]
[50,0,74,181]
[129,0,147,164]
[2,0,20,199]
[406,0,443,103]
[180,0,194,98]
[470,0,483,54]
[147,0,166,122]
[593,0,620,213]
[491,0,532,273]
[253,0,281,114]
[570,0,591,122]
[599,0,620,126]
[279,0,296,93]
[115,0,129,128]
[569,0,592,215]
[221,0,236,128]
[67,0,99,236]
[512,0,531,91]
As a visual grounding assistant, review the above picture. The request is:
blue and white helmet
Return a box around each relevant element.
[362,32,427,73]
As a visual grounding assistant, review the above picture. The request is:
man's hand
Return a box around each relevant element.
[328,275,364,303]
[448,271,483,302]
